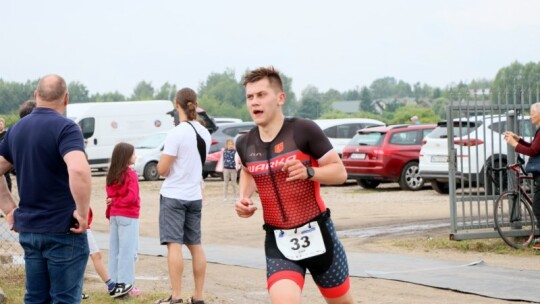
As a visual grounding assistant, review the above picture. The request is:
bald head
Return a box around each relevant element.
[35,74,68,103]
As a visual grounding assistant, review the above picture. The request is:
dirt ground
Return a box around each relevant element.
[82,175,538,303]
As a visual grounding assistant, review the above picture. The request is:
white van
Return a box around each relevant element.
[313,118,385,157]
[67,100,175,170]
[214,117,242,125]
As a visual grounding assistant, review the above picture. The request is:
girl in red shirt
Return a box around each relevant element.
[105,142,140,298]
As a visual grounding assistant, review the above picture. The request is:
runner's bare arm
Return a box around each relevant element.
[283,150,346,184]
[235,166,257,218]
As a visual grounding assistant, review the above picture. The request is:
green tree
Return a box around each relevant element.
[447,81,469,101]
[413,82,422,100]
[154,82,177,101]
[396,80,413,97]
[0,79,36,114]
[370,77,398,99]
[90,91,127,102]
[433,88,442,99]
[343,88,361,100]
[411,82,435,100]
[199,69,244,110]
[386,105,439,124]
[67,81,90,103]
[492,61,540,104]
[198,95,249,119]
[432,97,450,120]
[280,73,298,116]
[296,86,322,119]
[131,81,155,100]
[359,86,375,113]
[317,88,341,116]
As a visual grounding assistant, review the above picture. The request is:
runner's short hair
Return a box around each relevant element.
[243,66,283,92]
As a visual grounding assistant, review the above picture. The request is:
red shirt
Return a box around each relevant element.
[516,129,540,157]
[106,168,140,219]
[237,118,333,229]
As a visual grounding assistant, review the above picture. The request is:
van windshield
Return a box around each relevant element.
[136,133,167,149]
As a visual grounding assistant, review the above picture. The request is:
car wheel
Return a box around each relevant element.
[357,179,380,189]
[143,162,159,181]
[431,181,449,194]
[399,161,424,191]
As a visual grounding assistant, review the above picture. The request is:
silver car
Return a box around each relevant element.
[133,132,168,181]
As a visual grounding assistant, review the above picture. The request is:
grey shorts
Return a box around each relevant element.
[159,195,202,245]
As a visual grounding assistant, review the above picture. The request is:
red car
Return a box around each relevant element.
[342,124,436,191]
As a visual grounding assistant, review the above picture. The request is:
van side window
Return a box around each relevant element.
[78,118,95,139]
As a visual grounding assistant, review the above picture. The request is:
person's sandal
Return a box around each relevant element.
[189,296,205,304]
[154,295,183,304]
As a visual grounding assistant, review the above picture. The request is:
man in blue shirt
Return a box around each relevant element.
[0,74,92,303]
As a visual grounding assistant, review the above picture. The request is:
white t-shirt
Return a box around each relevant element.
[160,121,211,200]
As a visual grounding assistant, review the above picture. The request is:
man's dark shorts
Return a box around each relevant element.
[159,195,202,245]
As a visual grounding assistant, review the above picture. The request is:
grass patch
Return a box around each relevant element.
[0,271,171,304]
[392,235,539,256]
[0,268,25,301]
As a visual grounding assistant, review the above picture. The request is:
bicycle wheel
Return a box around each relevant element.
[494,191,535,249]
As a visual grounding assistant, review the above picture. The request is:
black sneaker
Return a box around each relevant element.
[109,283,133,298]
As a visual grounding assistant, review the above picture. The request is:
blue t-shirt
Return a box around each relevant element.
[223,149,237,169]
[0,107,85,233]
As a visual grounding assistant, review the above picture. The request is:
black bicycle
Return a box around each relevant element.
[491,161,536,249]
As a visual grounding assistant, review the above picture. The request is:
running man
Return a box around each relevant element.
[235,66,354,304]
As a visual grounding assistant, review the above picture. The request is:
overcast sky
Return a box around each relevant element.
[1,0,539,98]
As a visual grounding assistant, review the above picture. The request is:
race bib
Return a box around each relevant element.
[274,221,326,261]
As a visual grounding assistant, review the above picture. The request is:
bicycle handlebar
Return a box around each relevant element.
[490,163,525,174]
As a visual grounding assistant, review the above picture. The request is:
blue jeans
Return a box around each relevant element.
[19,232,89,304]
[108,216,139,285]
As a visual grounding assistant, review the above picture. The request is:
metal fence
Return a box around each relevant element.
[0,215,23,276]
[448,87,539,241]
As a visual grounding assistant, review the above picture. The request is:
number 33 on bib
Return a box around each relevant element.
[274,221,326,261]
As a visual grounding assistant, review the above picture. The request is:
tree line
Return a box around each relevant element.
[1,61,538,126]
